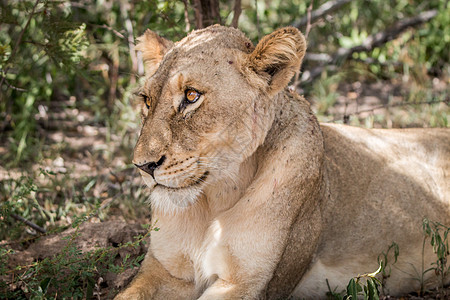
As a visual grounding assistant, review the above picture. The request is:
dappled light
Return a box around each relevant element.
[1,1,448,299]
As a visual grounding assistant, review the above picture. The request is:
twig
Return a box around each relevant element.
[300,9,438,84]
[305,52,403,67]
[2,78,27,92]
[193,0,203,29]
[330,99,449,123]
[11,213,47,234]
[121,0,137,85]
[304,1,313,39]
[90,24,125,39]
[292,1,314,88]
[293,0,352,29]
[231,0,241,28]
[334,10,438,61]
[120,1,136,82]
[304,52,332,62]
[182,0,191,32]
[192,0,222,28]
[255,0,260,40]
[0,0,41,91]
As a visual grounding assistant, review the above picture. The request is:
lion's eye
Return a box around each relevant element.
[140,93,151,109]
[185,89,201,103]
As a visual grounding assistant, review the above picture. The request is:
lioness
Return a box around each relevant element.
[116,25,450,299]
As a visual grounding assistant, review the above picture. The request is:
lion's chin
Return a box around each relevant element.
[140,171,208,214]
[149,185,203,214]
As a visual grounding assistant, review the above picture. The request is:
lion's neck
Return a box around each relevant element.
[201,152,259,215]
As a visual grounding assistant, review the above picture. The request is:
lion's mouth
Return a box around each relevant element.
[155,171,209,190]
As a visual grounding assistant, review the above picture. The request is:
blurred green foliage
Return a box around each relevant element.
[244,0,449,69]
[0,1,449,298]
[0,0,187,167]
[1,0,449,167]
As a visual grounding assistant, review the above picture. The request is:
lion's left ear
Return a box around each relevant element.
[248,27,306,95]
[136,29,174,76]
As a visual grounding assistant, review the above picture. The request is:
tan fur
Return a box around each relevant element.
[135,29,174,77]
[115,25,450,299]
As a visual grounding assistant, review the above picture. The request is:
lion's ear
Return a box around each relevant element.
[248,27,306,95]
[136,29,174,76]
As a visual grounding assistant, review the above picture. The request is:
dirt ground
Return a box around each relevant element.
[2,221,145,299]
[1,79,448,299]
[3,222,448,299]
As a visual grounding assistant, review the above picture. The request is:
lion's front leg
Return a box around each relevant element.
[196,189,322,300]
[114,252,196,300]
[197,278,262,300]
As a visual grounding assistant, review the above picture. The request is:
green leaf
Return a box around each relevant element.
[367,278,379,300]
[39,277,51,294]
[85,277,95,299]
[346,278,358,299]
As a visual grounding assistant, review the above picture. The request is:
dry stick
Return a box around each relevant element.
[255,0,260,40]
[182,0,191,32]
[304,1,314,39]
[2,79,27,92]
[210,0,222,25]
[293,0,352,29]
[121,0,137,85]
[335,9,438,61]
[293,1,313,88]
[300,9,438,84]
[331,99,449,123]
[193,0,203,29]
[11,213,47,234]
[91,24,125,39]
[231,0,242,28]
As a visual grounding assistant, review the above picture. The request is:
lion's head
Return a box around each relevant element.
[133,25,306,212]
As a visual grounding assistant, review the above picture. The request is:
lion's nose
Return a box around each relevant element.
[134,155,166,178]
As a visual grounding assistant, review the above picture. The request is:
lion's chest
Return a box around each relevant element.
[150,214,231,285]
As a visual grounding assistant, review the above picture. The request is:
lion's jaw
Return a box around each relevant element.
[138,141,257,214]
[139,154,239,213]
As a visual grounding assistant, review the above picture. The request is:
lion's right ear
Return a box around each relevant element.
[136,29,174,76]
[248,27,306,96]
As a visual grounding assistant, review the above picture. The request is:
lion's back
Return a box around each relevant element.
[320,123,449,244]
[293,123,449,298]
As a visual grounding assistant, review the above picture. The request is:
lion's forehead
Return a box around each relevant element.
[146,51,246,100]
[175,26,254,53]
[141,27,256,97]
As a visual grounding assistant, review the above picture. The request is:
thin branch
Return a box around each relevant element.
[0,0,41,91]
[330,99,449,123]
[210,0,222,26]
[293,0,352,29]
[182,0,191,32]
[231,0,241,28]
[121,0,137,85]
[305,53,404,68]
[193,0,203,29]
[255,0,260,40]
[304,1,313,39]
[11,213,47,234]
[293,2,313,90]
[90,23,125,39]
[300,9,438,84]
[335,10,438,60]
[304,52,332,62]
[1,78,27,92]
